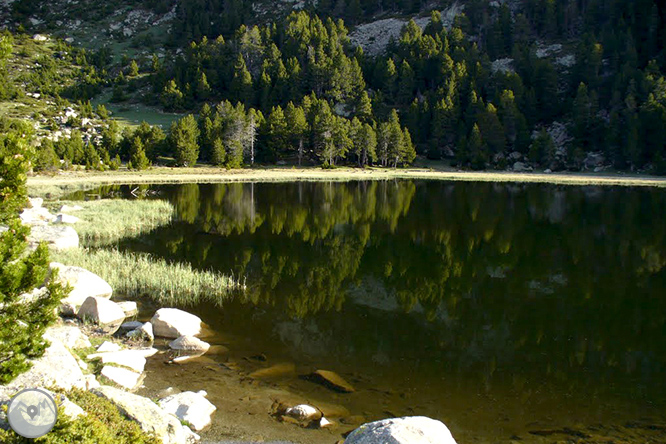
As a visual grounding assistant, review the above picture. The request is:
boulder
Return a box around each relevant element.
[127,322,154,342]
[92,385,191,444]
[51,263,113,313]
[55,213,81,224]
[28,225,79,250]
[84,374,101,390]
[168,335,210,353]
[158,391,217,431]
[150,308,202,338]
[512,161,532,172]
[77,297,125,333]
[87,349,155,373]
[45,391,85,419]
[344,417,457,444]
[32,34,48,41]
[308,370,355,393]
[116,301,138,317]
[0,338,86,402]
[43,325,91,350]
[100,366,144,391]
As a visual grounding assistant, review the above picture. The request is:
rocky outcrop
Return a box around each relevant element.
[55,213,80,224]
[27,224,79,250]
[344,416,458,444]
[151,308,202,338]
[158,391,216,431]
[168,335,210,353]
[50,262,113,314]
[92,385,197,444]
[43,325,91,350]
[0,338,86,402]
[77,296,126,333]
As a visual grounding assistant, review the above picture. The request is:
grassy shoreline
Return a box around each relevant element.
[27,165,666,198]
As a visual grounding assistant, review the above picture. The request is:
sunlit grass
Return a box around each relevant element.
[50,199,175,246]
[52,247,243,306]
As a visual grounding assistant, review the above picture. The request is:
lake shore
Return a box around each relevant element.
[27,165,666,197]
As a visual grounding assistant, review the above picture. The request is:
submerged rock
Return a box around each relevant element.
[151,308,202,338]
[158,391,216,431]
[92,385,192,443]
[250,363,296,379]
[87,349,156,373]
[308,370,355,393]
[344,416,458,444]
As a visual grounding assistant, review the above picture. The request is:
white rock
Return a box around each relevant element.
[21,206,56,224]
[55,213,80,224]
[100,366,144,391]
[32,34,48,41]
[320,417,333,428]
[77,297,125,332]
[59,204,83,212]
[85,374,101,390]
[88,350,151,373]
[344,416,458,444]
[92,385,191,443]
[127,322,154,342]
[513,161,532,172]
[183,425,201,443]
[116,301,138,316]
[169,335,210,353]
[97,341,122,353]
[158,391,217,431]
[285,404,320,421]
[151,308,202,338]
[28,225,79,250]
[51,262,113,312]
[28,197,43,208]
[43,326,91,350]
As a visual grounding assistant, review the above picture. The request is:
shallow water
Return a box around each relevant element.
[77,181,666,443]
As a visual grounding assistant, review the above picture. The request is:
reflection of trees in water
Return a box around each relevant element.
[128,181,666,393]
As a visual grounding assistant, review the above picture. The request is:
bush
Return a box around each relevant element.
[0,388,161,444]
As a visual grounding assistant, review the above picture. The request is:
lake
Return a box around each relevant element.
[81,180,666,443]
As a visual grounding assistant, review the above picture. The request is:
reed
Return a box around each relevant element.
[52,247,242,306]
[52,199,175,246]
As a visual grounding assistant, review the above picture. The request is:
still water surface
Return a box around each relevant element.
[84,181,666,442]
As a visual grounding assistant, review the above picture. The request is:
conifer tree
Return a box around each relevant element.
[286,102,308,165]
[169,114,200,166]
[231,54,254,104]
[128,136,150,170]
[211,138,226,166]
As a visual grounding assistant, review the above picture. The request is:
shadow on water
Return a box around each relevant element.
[81,181,666,442]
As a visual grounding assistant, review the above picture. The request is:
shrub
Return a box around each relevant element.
[0,122,66,384]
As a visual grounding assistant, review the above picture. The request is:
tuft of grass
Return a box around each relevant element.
[50,199,175,246]
[51,247,242,306]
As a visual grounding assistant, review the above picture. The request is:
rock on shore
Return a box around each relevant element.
[344,416,457,444]
[151,308,202,338]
